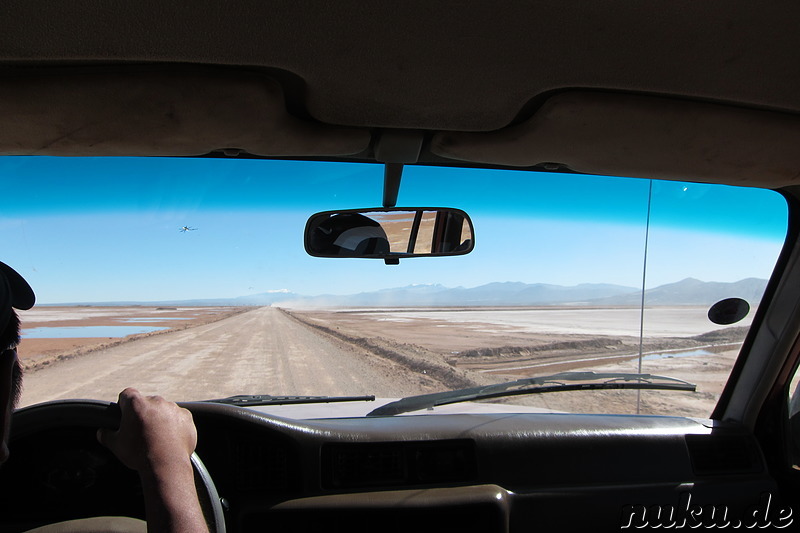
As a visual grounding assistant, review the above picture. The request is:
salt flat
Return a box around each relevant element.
[353,306,753,337]
[17,306,211,323]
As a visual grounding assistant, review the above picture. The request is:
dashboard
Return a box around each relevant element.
[2,401,780,532]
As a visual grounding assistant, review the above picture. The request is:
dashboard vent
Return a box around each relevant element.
[231,440,291,491]
[685,434,762,475]
[322,440,476,489]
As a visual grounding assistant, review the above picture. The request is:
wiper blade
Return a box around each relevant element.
[367,371,695,417]
[204,394,375,407]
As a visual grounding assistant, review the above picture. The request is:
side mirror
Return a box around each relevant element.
[304,207,474,263]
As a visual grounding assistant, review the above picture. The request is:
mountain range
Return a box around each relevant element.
[63,277,766,308]
[271,278,767,308]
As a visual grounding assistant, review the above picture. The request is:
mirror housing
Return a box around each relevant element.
[305,208,474,262]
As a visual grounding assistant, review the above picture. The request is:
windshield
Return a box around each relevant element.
[2,156,788,417]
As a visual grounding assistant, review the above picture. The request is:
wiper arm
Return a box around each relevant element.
[204,394,375,407]
[367,371,695,417]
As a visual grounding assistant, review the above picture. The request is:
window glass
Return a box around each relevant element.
[2,157,788,417]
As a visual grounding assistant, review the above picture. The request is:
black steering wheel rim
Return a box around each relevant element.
[10,399,226,533]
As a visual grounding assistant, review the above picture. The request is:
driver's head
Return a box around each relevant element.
[310,213,390,256]
[0,261,35,465]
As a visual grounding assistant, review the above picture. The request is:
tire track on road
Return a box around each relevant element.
[20,307,437,406]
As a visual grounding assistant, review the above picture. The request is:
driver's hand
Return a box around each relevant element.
[97,389,208,533]
[97,388,197,474]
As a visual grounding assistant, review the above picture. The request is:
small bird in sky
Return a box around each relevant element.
[179,226,197,232]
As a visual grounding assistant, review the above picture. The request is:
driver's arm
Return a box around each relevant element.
[97,388,209,533]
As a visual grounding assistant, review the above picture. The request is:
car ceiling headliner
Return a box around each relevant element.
[1,1,799,187]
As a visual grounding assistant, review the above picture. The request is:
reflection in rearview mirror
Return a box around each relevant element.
[305,208,474,262]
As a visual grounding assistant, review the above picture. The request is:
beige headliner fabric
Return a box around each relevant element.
[0,70,370,157]
[1,1,799,131]
[2,70,799,189]
[431,92,800,188]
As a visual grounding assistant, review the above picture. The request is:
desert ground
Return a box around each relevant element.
[288,307,745,416]
[17,306,248,371]
[16,305,743,417]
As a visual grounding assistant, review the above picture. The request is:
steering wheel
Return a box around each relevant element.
[7,400,226,533]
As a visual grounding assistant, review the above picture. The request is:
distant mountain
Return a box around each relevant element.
[279,281,640,307]
[46,279,768,308]
[591,277,768,306]
[230,290,304,306]
[279,279,768,308]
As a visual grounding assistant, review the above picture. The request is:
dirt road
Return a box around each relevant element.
[19,307,436,407]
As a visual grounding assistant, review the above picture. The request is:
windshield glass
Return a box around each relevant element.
[2,156,788,417]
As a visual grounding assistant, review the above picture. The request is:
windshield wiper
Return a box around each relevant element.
[366,371,695,417]
[204,394,375,407]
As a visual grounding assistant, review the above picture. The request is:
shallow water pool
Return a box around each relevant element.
[22,325,169,339]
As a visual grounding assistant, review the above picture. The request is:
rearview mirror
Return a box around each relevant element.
[305,208,474,263]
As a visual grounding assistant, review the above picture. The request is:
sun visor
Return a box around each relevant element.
[431,92,800,188]
[0,70,370,157]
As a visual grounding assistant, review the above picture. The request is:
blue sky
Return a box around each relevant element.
[0,157,788,303]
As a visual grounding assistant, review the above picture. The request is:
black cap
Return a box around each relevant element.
[0,261,35,312]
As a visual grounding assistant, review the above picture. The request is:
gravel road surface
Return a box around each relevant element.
[19,307,431,407]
